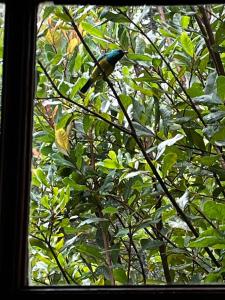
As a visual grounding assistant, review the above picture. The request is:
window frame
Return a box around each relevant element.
[0,0,225,295]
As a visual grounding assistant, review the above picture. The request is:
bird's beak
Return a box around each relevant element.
[123,51,128,54]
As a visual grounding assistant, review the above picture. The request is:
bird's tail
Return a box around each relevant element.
[80,78,93,94]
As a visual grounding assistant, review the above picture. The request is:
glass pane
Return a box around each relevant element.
[29,3,225,285]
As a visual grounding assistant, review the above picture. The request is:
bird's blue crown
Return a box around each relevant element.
[106,49,125,64]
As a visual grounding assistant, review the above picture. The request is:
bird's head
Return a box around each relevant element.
[106,49,128,64]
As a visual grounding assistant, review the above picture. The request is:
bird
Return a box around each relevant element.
[80,49,127,94]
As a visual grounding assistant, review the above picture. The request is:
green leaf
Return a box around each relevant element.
[162,152,177,177]
[181,16,190,29]
[40,195,50,209]
[52,153,75,169]
[189,236,225,248]
[127,53,151,61]
[119,29,129,48]
[83,115,93,133]
[199,49,209,73]
[133,122,154,137]
[203,111,225,124]
[176,190,189,210]
[34,131,55,143]
[108,150,117,161]
[97,151,123,169]
[115,228,129,237]
[156,134,184,159]
[187,82,204,97]
[192,94,222,106]
[58,81,71,95]
[70,78,87,98]
[211,126,225,144]
[130,81,153,96]
[102,207,118,214]
[168,217,190,231]
[30,238,49,252]
[54,9,71,22]
[135,36,146,54]
[203,200,225,222]
[81,22,104,38]
[100,11,130,23]
[99,159,121,169]
[113,268,127,284]
[119,94,132,109]
[216,76,225,100]
[180,32,194,57]
[56,114,73,130]
[198,155,221,166]
[205,72,217,94]
[78,217,108,227]
[62,178,88,191]
[119,171,149,182]
[76,244,102,259]
[159,28,176,38]
[215,22,225,45]
[43,6,55,20]
[184,128,206,151]
[205,272,224,283]
[73,51,82,72]
[36,168,49,187]
[140,239,164,250]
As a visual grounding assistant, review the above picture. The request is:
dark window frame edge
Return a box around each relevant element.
[0,0,225,295]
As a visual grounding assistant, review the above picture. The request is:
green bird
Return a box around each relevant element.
[80,49,127,94]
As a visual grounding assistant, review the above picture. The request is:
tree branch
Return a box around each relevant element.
[198,6,225,76]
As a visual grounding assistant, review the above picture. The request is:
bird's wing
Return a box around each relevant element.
[90,53,107,79]
[95,53,107,65]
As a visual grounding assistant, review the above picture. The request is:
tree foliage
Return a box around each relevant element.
[30,4,225,285]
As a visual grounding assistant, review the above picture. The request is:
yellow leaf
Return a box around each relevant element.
[67,38,79,54]
[55,128,70,156]
[46,29,54,44]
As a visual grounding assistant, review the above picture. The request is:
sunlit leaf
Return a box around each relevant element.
[82,21,104,38]
[180,32,194,57]
[176,190,189,210]
[181,16,190,29]
[156,134,184,160]
[55,127,70,156]
[102,207,118,214]
[67,38,79,54]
